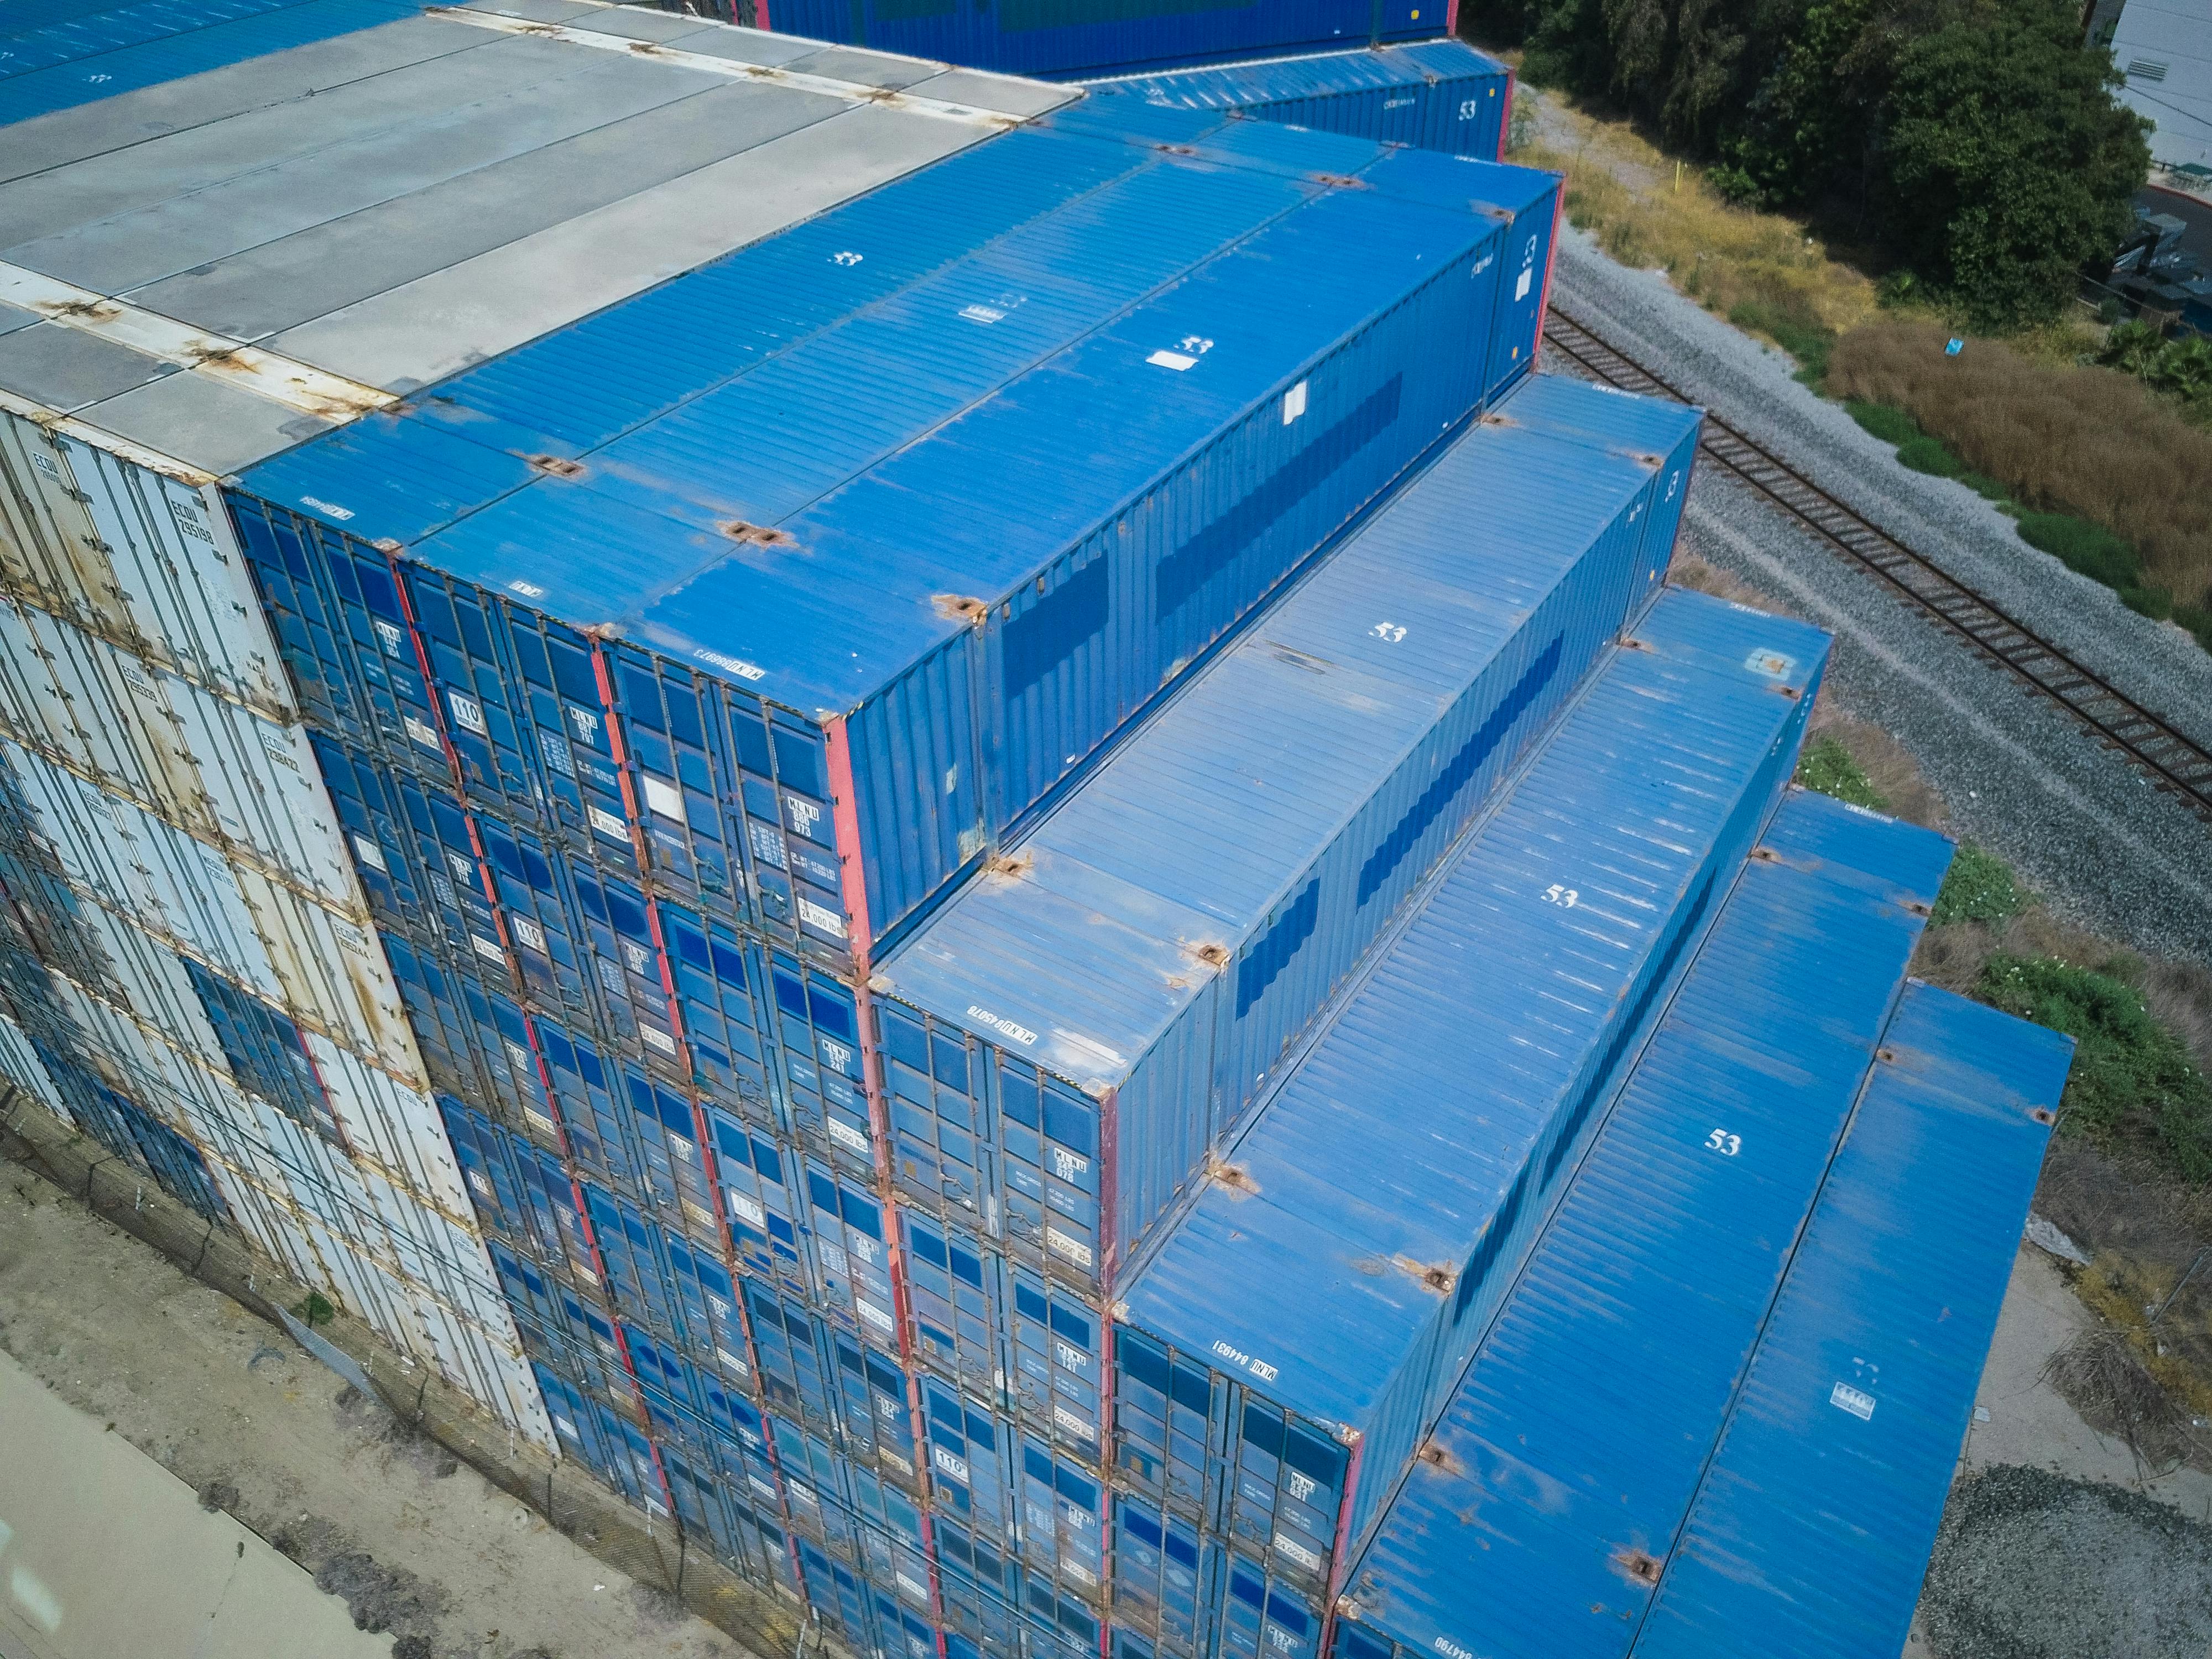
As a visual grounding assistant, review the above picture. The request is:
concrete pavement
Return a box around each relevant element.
[0,1347,391,1659]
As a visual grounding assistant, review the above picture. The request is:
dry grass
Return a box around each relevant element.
[2144,959,2212,1079]
[1667,552,1790,612]
[2044,1325,2205,1475]
[1510,82,1877,362]
[1807,704,1950,830]
[1828,320,2212,604]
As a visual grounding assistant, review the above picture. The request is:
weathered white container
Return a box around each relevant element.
[1,737,421,1079]
[0,1006,70,1121]
[0,411,296,722]
[0,599,356,905]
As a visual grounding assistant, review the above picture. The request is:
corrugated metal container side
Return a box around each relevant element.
[0,598,357,906]
[1498,373,1703,612]
[1057,105,1560,408]
[877,379,1702,1313]
[0,735,421,1078]
[0,414,297,721]
[0,1005,69,1120]
[755,0,1439,78]
[1332,789,1952,1659]
[1,943,551,1435]
[238,116,1551,961]
[0,0,419,123]
[1082,41,1512,159]
[1113,586,1831,1608]
[1626,985,2072,1659]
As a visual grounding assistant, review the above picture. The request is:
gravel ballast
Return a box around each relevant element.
[1545,229,2212,962]
[1919,1464,2212,1659]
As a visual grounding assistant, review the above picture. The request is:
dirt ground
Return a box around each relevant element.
[0,1163,760,1659]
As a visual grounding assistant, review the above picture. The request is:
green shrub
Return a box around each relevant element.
[1847,400,1922,445]
[1897,434,1965,477]
[296,1290,336,1328]
[1730,301,1837,385]
[1794,734,1887,810]
[2121,585,2174,621]
[2016,512,2144,590]
[2174,602,2212,651]
[1958,471,2012,504]
[1932,842,2022,925]
[1978,953,2212,1183]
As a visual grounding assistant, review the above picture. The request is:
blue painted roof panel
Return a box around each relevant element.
[1628,985,2072,1659]
[1081,40,1512,158]
[1121,588,1833,1447]
[1335,789,1952,1659]
[243,115,1538,714]
[882,380,1698,1087]
[761,0,1438,81]
[0,0,414,122]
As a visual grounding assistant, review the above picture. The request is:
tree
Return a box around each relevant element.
[1875,0,2150,325]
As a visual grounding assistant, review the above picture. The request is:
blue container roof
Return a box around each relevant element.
[879,374,1699,1092]
[239,108,1554,717]
[1079,39,1507,106]
[0,0,416,123]
[1337,787,1954,1659]
[1119,584,1833,1431]
[1627,984,2071,1659]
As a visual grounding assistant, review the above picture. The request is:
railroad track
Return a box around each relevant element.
[1541,305,2212,827]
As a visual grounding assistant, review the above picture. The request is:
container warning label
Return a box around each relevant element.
[1829,1380,1877,1421]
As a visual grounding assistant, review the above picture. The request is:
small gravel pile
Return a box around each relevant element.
[1919,1464,2212,1659]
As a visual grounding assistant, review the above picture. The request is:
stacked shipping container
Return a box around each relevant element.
[1081,40,1514,160]
[660,0,1450,80]
[0,9,2081,1659]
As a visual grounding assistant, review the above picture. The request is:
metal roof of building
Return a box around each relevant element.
[0,0,1067,477]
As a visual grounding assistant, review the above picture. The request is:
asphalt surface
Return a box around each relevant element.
[1547,228,2212,964]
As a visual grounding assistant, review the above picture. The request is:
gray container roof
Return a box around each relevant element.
[0,0,1071,479]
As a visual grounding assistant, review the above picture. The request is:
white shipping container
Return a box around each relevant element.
[0,409,295,722]
[302,1034,478,1227]
[40,924,477,1243]
[0,1005,70,1122]
[54,899,234,1076]
[2,737,425,1081]
[0,600,356,905]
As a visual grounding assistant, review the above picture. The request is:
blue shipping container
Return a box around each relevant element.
[1331,787,1953,1659]
[238,112,1557,968]
[0,0,418,123]
[753,0,1443,79]
[1082,41,1514,159]
[875,373,1699,1316]
[1114,583,1831,1610]
[1625,985,2072,1659]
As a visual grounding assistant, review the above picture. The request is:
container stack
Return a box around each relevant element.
[0,7,2074,1659]
[665,0,1454,80]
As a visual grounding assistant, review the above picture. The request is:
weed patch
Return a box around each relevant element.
[1896,433,1964,477]
[1978,953,2212,1185]
[1828,320,2212,614]
[1793,733,1887,809]
[1846,400,1920,446]
[1933,843,2024,926]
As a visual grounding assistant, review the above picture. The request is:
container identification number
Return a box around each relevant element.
[1542,884,1579,907]
[1705,1129,1743,1156]
[1371,622,1407,642]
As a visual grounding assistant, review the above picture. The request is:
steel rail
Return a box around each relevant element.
[1540,304,2212,825]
